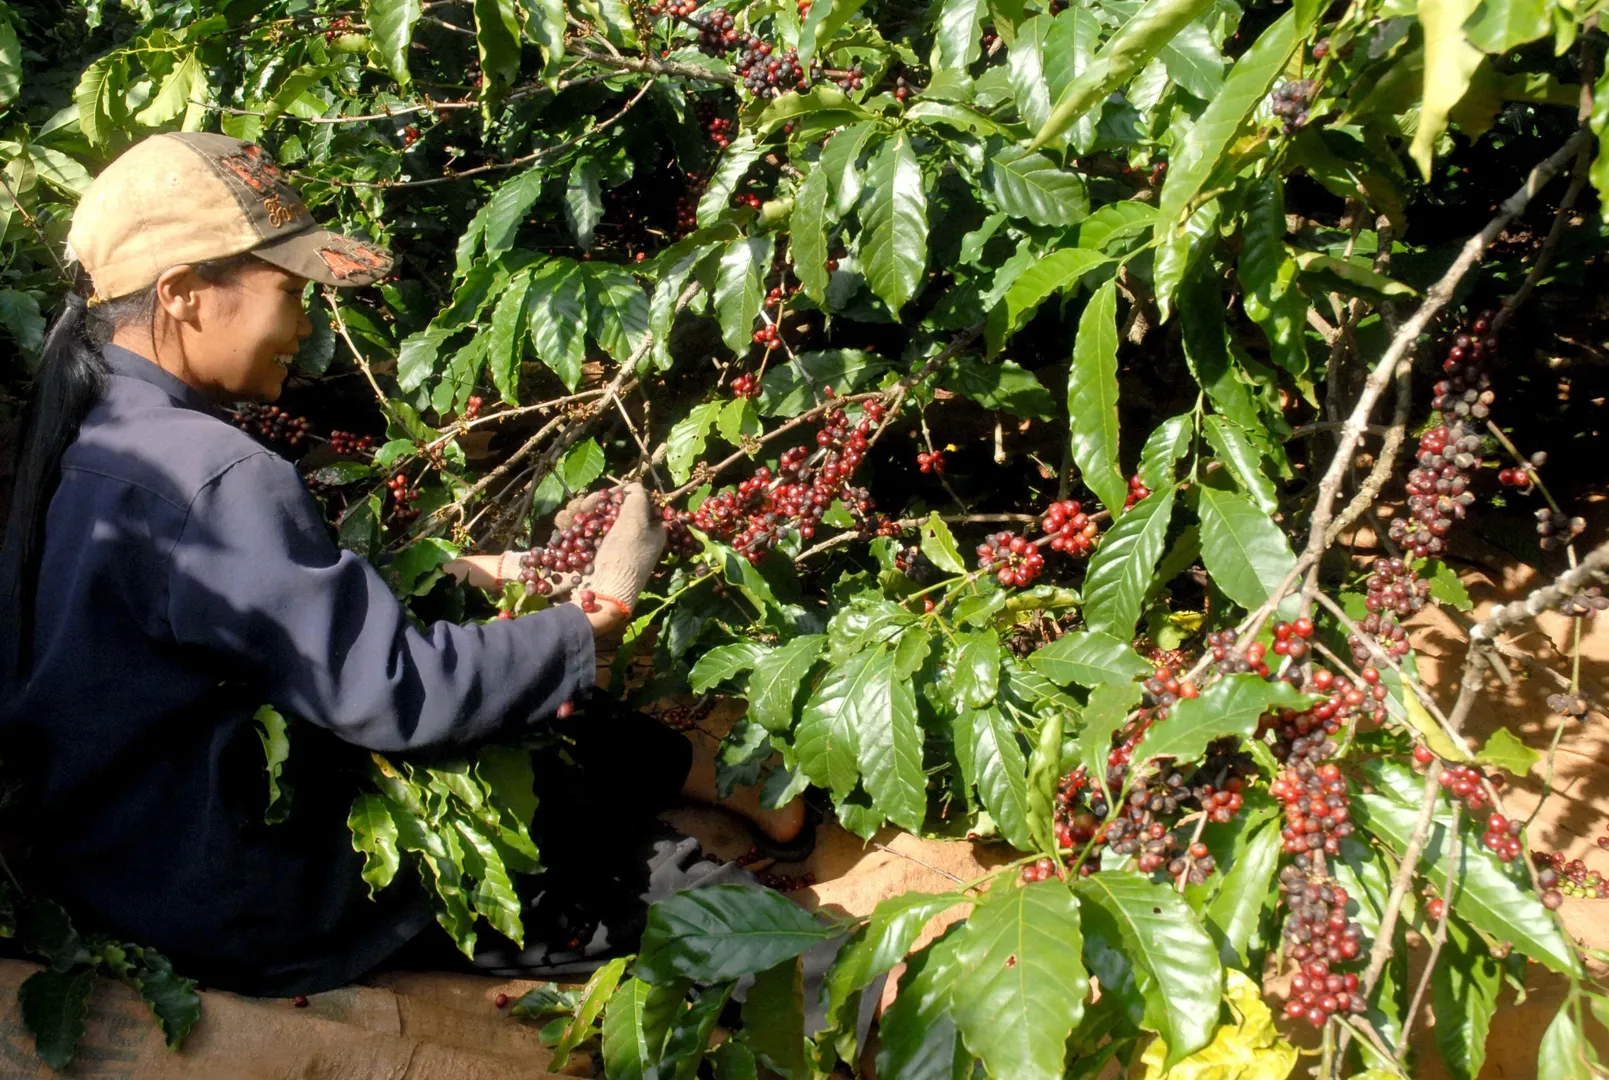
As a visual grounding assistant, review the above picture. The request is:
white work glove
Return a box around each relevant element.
[566,482,666,618]
[490,490,607,597]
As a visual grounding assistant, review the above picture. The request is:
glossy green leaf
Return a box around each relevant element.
[1031,0,1215,149]
[134,50,202,127]
[1464,0,1550,53]
[991,247,1112,351]
[564,159,603,249]
[1026,709,1066,854]
[1476,727,1539,777]
[952,629,1001,708]
[526,260,588,389]
[821,122,876,216]
[856,647,927,831]
[699,136,764,227]
[662,983,735,1080]
[1159,21,1225,101]
[473,0,522,89]
[1432,918,1502,1080]
[798,650,872,799]
[1079,682,1144,801]
[1137,414,1193,491]
[860,134,928,313]
[1139,674,1311,769]
[487,270,533,404]
[1203,416,1278,513]
[986,145,1090,227]
[876,929,969,1080]
[1007,14,1055,133]
[1067,278,1128,515]
[1158,7,1312,226]
[943,357,1057,419]
[1082,485,1177,640]
[1538,1001,1596,1080]
[715,236,771,354]
[549,956,629,1070]
[19,968,94,1070]
[951,880,1089,1080]
[253,704,291,824]
[1075,871,1221,1066]
[690,642,771,694]
[749,634,827,732]
[132,955,200,1049]
[523,0,566,81]
[74,55,116,149]
[823,893,964,1039]
[603,976,687,1080]
[1292,252,1416,301]
[557,437,606,493]
[1197,482,1298,612]
[1153,199,1222,323]
[1413,0,1485,179]
[665,401,723,486]
[1028,630,1151,688]
[792,166,832,301]
[584,263,650,364]
[744,957,807,1078]
[0,9,19,107]
[1204,818,1281,964]
[970,706,1034,850]
[919,513,967,574]
[1355,794,1580,977]
[932,0,986,73]
[637,885,837,984]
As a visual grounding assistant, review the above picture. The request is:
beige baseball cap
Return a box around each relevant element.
[68,132,393,303]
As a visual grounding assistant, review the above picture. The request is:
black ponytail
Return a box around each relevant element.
[0,279,109,689]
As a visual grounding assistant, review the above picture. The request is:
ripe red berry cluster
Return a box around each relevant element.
[387,472,420,522]
[1123,473,1150,510]
[464,394,483,421]
[751,321,782,348]
[646,0,698,15]
[328,430,374,456]
[1269,79,1316,133]
[1271,760,1353,857]
[976,532,1045,587]
[916,450,945,474]
[1040,500,1098,555]
[1533,852,1605,901]
[1477,813,1524,863]
[830,64,865,92]
[1020,857,1065,883]
[1418,754,1500,814]
[1536,507,1586,552]
[1270,616,1314,659]
[1278,864,1367,1025]
[234,403,313,447]
[1204,627,1273,677]
[765,282,800,308]
[518,487,625,595]
[323,14,352,42]
[665,401,886,564]
[1498,466,1533,488]
[733,39,817,98]
[733,191,764,211]
[731,373,760,399]
[893,75,914,103]
[402,125,420,148]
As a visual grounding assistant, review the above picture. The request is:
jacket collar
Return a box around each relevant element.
[102,345,225,417]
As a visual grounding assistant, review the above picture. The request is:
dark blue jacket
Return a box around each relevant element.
[0,346,594,995]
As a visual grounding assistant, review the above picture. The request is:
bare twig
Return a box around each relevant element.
[1468,538,1609,645]
[568,44,737,85]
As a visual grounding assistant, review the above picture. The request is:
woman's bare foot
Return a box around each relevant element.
[680,729,809,845]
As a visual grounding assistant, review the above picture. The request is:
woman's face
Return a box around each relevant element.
[180,260,313,402]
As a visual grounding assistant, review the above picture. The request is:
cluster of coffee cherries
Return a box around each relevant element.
[673,171,704,236]
[1413,748,1499,813]
[328,430,374,456]
[665,400,887,563]
[1559,587,1607,618]
[892,75,914,103]
[518,487,626,596]
[704,114,736,148]
[1204,627,1273,677]
[1268,79,1317,133]
[655,699,715,733]
[1040,500,1098,556]
[234,403,313,448]
[387,472,420,522]
[1271,760,1353,858]
[401,125,420,148]
[733,191,764,211]
[765,282,800,309]
[322,13,353,42]
[829,64,866,92]
[1477,812,1525,863]
[733,39,819,98]
[975,532,1045,587]
[916,449,946,474]
[1278,864,1368,1025]
[1270,616,1315,659]
[730,372,760,399]
[1123,473,1151,510]
[1536,508,1587,552]
[463,395,483,421]
[1497,464,1535,489]
[646,0,699,16]
[1534,853,1605,901]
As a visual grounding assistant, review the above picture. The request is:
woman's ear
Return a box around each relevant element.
[153,265,205,327]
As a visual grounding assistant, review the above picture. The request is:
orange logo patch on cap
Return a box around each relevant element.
[318,240,392,281]
[221,144,308,229]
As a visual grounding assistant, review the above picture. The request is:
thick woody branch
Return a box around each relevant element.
[1469,539,1609,644]
[568,44,737,85]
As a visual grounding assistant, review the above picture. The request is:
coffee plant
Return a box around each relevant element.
[3,0,1609,1074]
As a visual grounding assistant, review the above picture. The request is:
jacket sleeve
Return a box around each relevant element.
[165,451,594,752]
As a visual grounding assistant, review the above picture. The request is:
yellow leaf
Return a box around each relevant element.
[1411,0,1485,179]
[1140,971,1299,1079]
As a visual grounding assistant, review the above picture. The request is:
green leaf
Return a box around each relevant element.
[74,55,116,149]
[852,647,927,831]
[550,957,629,1070]
[797,0,868,65]
[823,892,964,1039]
[349,794,402,895]
[132,956,200,1049]
[1422,559,1474,611]
[1238,177,1293,313]
[564,160,603,249]
[943,357,1057,419]
[970,706,1034,850]
[661,983,734,1080]
[1463,0,1550,53]
[1079,682,1144,800]
[1067,278,1127,515]
[1157,7,1312,226]
[712,1037,761,1079]
[1197,482,1297,612]
[19,968,94,1070]
[1412,0,1486,180]
[487,270,533,405]
[603,977,686,1080]
[524,0,566,82]
[557,437,606,493]
[792,167,832,301]
[1026,709,1066,854]
[1082,486,1177,640]
[699,136,764,227]
[1075,871,1222,1067]
[0,9,18,107]
[919,513,967,574]
[715,236,771,354]
[876,929,969,1080]
[743,957,808,1078]
[1159,21,1225,101]
[798,650,871,799]
[986,145,1089,228]
[1355,794,1580,977]
[952,630,1001,709]
[1080,202,1160,254]
[951,881,1089,1080]
[1137,414,1193,491]
[1031,0,1216,149]
[1476,727,1540,778]
[1203,416,1278,513]
[1292,252,1416,301]
[991,247,1113,351]
[1432,918,1502,1080]
[1154,200,1223,323]
[1029,630,1151,687]
[860,134,928,313]
[482,169,545,260]
[527,260,588,389]
[1138,674,1311,769]
[134,49,203,127]
[0,290,43,355]
[749,634,827,732]
[821,122,876,216]
[931,0,986,74]
[906,99,1002,135]
[253,704,291,824]
[386,538,460,596]
[1204,817,1281,964]
[759,348,891,416]
[585,263,650,364]
[1538,1002,1596,1080]
[666,401,723,486]
[690,642,772,694]
[473,0,522,89]
[637,885,837,984]
[365,0,422,86]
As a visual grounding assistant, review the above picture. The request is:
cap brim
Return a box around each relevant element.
[252,226,393,287]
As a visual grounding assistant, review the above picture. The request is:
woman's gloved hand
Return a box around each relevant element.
[567,482,666,622]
